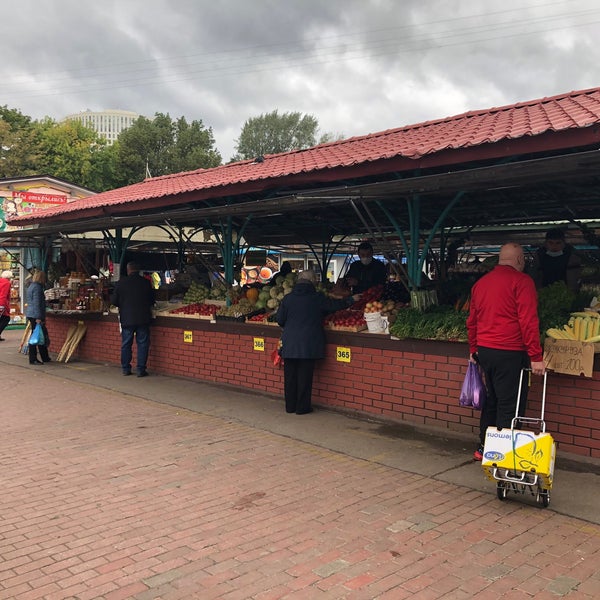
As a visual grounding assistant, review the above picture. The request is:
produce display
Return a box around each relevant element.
[351,283,409,325]
[169,303,218,318]
[182,281,211,304]
[254,272,296,310]
[546,311,600,342]
[246,312,276,324]
[216,298,257,319]
[389,306,468,342]
[323,309,367,331]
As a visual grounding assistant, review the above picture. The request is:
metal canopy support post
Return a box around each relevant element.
[207,215,252,287]
[378,190,466,289]
[102,227,144,272]
[306,232,347,283]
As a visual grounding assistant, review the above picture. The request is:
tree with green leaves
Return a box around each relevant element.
[233,109,326,161]
[113,113,222,186]
[35,118,112,191]
[0,106,41,178]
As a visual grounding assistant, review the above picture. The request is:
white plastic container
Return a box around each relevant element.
[364,311,388,333]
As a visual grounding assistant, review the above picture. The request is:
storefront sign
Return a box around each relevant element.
[336,347,351,363]
[253,337,265,351]
[183,331,193,343]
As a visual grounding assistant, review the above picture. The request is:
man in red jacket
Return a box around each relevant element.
[467,243,545,461]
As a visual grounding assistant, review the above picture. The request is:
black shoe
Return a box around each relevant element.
[296,408,313,415]
[137,371,148,378]
[122,371,132,376]
[30,359,43,365]
[42,358,51,363]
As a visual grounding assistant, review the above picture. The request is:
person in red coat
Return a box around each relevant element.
[467,243,545,461]
[0,270,13,341]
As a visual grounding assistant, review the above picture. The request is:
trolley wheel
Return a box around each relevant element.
[537,489,550,508]
[497,482,508,501]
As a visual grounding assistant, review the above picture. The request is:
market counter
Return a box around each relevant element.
[45,312,600,459]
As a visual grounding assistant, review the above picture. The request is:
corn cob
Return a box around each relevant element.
[546,328,569,340]
[573,318,581,340]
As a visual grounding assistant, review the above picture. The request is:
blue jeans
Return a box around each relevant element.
[121,325,150,374]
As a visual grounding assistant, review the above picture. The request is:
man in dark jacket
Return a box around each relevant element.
[344,241,387,293]
[531,228,582,292]
[111,262,155,377]
[276,270,355,414]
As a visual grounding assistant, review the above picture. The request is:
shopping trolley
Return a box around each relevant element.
[481,369,555,508]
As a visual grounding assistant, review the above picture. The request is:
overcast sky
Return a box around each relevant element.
[1,0,599,162]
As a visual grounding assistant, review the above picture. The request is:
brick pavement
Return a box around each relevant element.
[1,365,599,599]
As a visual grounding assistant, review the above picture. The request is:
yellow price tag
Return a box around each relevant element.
[183,330,193,343]
[253,337,265,351]
[336,347,351,362]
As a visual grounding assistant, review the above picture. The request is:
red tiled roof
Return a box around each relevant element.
[10,86,600,224]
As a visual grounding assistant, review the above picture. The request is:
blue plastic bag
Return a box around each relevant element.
[29,323,45,346]
[459,362,487,410]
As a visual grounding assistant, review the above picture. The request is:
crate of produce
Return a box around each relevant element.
[215,314,246,322]
[323,309,367,332]
[166,303,219,319]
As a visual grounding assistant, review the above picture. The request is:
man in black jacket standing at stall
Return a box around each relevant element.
[111,262,155,377]
[344,241,387,293]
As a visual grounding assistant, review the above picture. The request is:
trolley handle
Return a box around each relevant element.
[516,368,548,423]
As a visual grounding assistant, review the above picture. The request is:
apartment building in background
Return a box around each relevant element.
[62,109,140,144]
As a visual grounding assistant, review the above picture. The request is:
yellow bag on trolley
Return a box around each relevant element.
[482,427,556,489]
[482,370,556,494]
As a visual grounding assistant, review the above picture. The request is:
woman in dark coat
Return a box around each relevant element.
[25,270,50,364]
[276,270,355,414]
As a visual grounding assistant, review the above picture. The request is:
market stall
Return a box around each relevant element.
[6,87,600,460]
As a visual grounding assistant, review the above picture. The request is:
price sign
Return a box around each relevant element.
[183,330,193,343]
[253,337,265,351]
[336,347,351,362]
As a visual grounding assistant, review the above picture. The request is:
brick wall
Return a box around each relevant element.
[46,314,600,459]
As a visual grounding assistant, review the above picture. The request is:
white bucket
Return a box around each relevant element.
[364,311,388,333]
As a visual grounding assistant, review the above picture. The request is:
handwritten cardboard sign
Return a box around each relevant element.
[543,338,595,378]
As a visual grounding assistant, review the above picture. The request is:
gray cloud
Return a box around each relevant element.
[1,0,598,161]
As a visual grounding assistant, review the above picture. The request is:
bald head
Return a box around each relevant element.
[498,243,525,271]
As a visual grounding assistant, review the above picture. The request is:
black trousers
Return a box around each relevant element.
[27,317,50,363]
[283,358,316,414]
[477,347,530,444]
[0,314,9,336]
